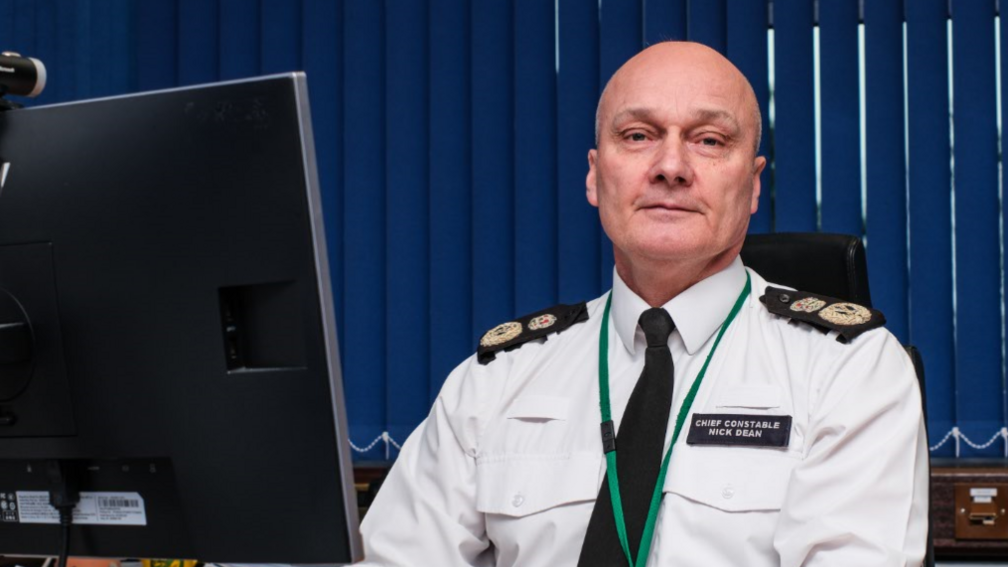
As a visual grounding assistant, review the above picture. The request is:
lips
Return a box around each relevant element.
[640,203,696,213]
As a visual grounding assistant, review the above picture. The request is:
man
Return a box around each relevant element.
[359,41,928,566]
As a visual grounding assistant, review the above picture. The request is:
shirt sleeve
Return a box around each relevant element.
[356,355,508,567]
[774,330,929,567]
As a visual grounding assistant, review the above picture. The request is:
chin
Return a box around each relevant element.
[631,241,713,264]
[638,229,707,254]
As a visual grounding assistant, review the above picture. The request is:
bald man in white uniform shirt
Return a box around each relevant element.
[357,41,929,567]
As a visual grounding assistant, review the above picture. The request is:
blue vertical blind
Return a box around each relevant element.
[0,0,1002,459]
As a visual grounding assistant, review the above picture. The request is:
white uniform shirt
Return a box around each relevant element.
[359,257,929,566]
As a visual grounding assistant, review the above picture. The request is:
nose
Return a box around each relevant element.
[648,137,693,187]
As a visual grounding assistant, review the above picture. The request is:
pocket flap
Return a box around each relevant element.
[476,452,601,517]
[664,448,797,512]
[715,385,781,409]
[504,395,570,421]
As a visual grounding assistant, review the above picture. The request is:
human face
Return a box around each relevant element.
[586,43,766,273]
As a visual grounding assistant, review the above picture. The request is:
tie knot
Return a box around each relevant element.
[639,308,674,348]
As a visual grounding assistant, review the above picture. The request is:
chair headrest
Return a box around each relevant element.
[740,232,872,308]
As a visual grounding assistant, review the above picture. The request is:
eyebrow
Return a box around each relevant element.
[609,107,658,129]
[692,108,742,135]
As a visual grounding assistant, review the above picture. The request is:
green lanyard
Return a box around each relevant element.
[597,273,751,567]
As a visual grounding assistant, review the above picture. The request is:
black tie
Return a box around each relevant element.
[578,308,675,567]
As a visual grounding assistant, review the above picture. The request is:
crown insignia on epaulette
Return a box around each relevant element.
[477,302,589,364]
[480,322,523,347]
[761,287,884,342]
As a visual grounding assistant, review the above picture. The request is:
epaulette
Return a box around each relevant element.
[477,302,589,364]
[760,286,885,343]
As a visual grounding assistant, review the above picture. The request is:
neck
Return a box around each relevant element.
[615,247,740,307]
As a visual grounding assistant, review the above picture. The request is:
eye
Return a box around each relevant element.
[700,137,722,147]
[629,132,648,142]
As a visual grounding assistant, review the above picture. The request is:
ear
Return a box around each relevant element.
[586,149,599,208]
[750,156,767,214]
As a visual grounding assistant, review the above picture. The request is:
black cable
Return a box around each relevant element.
[56,506,72,567]
[46,461,79,567]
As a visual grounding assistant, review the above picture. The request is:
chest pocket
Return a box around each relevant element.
[715,385,782,410]
[504,394,570,421]
[663,446,799,512]
[475,452,602,517]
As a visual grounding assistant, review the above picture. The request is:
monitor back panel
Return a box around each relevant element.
[0,75,358,562]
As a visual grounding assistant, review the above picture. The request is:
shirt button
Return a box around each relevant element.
[512,494,525,507]
[722,486,735,499]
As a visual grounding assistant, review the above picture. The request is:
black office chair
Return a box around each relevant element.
[740,232,934,567]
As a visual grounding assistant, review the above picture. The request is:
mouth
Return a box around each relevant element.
[640,203,697,214]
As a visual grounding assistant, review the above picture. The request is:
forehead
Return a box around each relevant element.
[603,49,750,127]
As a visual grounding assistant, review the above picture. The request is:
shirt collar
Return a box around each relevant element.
[610,256,748,356]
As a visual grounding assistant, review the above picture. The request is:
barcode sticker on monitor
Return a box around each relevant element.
[15,491,147,526]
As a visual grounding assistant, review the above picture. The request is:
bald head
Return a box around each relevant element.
[595,42,762,156]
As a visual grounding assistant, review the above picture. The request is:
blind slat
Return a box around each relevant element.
[514,0,559,314]
[219,0,260,80]
[342,0,386,453]
[771,0,816,232]
[106,0,132,95]
[471,0,513,348]
[302,0,345,374]
[91,0,112,96]
[727,0,771,234]
[32,0,58,104]
[54,0,80,101]
[178,0,218,85]
[906,0,955,455]
[12,1,36,86]
[72,0,92,97]
[261,0,301,74]
[688,0,726,54]
[597,0,643,290]
[952,0,1002,457]
[644,0,686,45]
[135,0,176,91]
[385,0,430,445]
[557,0,602,304]
[864,0,909,342]
[818,0,862,236]
[999,0,1008,455]
[430,0,472,399]
[0,1,16,62]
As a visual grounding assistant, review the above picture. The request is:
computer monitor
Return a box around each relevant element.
[0,74,361,563]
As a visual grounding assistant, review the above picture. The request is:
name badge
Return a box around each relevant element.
[686,413,792,448]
